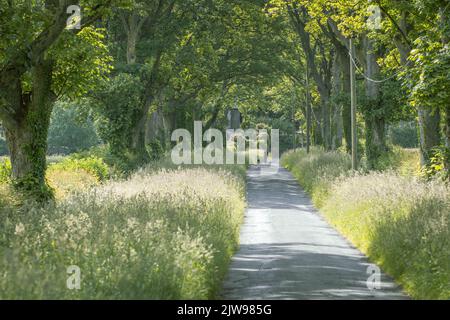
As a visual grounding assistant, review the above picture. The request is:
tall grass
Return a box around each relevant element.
[282,148,351,207]
[281,148,450,299]
[0,166,245,299]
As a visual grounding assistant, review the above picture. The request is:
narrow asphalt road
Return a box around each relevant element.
[221,165,407,300]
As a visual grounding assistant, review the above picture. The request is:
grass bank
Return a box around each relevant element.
[282,148,450,299]
[0,159,246,299]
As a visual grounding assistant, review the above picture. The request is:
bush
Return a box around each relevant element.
[420,146,450,181]
[0,167,245,299]
[49,156,109,181]
[147,139,165,161]
[282,149,450,299]
[1,156,103,201]
[0,158,11,184]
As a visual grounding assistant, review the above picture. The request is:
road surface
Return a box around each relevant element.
[221,165,407,299]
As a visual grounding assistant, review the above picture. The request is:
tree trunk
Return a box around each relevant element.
[337,46,352,153]
[121,11,146,65]
[446,106,450,148]
[390,10,441,168]
[331,53,343,150]
[321,94,331,150]
[364,36,386,169]
[440,6,450,174]
[418,106,441,165]
[127,29,138,65]
[305,69,312,153]
[290,9,331,150]
[4,59,55,199]
[130,99,152,163]
[445,105,450,176]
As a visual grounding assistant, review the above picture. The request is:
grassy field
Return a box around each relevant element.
[282,148,450,300]
[0,155,246,299]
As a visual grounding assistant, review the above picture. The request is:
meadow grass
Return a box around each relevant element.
[0,162,246,299]
[281,148,450,299]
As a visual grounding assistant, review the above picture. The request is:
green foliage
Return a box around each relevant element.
[420,146,450,181]
[50,27,113,98]
[50,156,109,182]
[91,74,145,157]
[146,139,165,161]
[408,38,450,110]
[0,166,245,299]
[0,136,7,156]
[47,101,100,155]
[0,157,11,184]
[246,117,295,154]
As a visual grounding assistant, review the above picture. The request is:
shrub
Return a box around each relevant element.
[421,146,450,181]
[0,167,245,299]
[1,156,102,202]
[146,139,165,161]
[49,156,109,181]
[0,158,11,184]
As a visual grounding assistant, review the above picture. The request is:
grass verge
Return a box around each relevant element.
[0,164,245,299]
[282,148,450,299]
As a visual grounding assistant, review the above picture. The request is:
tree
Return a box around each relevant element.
[0,0,117,199]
